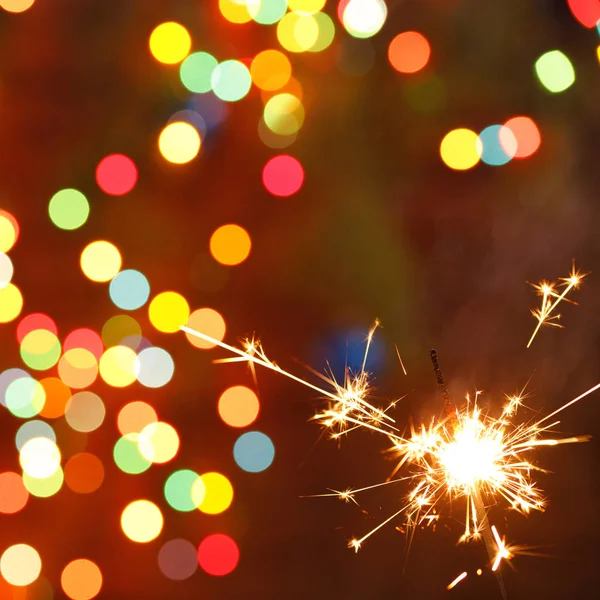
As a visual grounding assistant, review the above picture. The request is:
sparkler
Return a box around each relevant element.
[181,316,599,593]
[527,263,586,347]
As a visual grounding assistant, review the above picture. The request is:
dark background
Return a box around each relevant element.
[1,1,599,598]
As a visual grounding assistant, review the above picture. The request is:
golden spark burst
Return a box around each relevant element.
[527,263,587,348]
[181,314,599,593]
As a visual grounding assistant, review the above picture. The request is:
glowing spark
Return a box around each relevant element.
[492,525,513,571]
[447,571,468,590]
[527,264,587,348]
[181,323,598,589]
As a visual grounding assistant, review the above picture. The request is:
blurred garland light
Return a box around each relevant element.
[0,0,35,13]
[567,0,600,28]
[149,22,191,64]
[440,128,482,170]
[535,50,575,93]
[342,0,387,39]
[250,0,289,24]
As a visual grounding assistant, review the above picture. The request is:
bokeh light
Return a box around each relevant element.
[65,391,105,432]
[0,544,41,586]
[95,154,138,196]
[17,313,57,342]
[310,11,336,53]
[0,0,35,13]
[342,0,387,39]
[502,116,541,159]
[19,437,61,478]
[0,210,19,253]
[134,347,174,388]
[567,0,600,28]
[158,122,201,164]
[63,328,103,358]
[117,401,157,436]
[251,49,292,91]
[263,93,305,135]
[164,470,203,512]
[58,348,99,389]
[80,241,122,282]
[219,0,253,24]
[289,0,325,13]
[233,431,275,472]
[180,51,218,93]
[0,252,13,288]
[197,534,239,576]
[185,308,226,349]
[64,453,104,494]
[277,12,319,52]
[6,376,45,418]
[148,291,190,333]
[61,559,102,600]
[48,189,90,230]
[440,128,481,170]
[250,0,289,25]
[22,468,64,497]
[138,422,180,464]
[388,31,431,74]
[209,224,252,266]
[109,269,150,310]
[478,124,516,166]
[102,315,142,348]
[149,22,191,65]
[20,329,61,371]
[262,154,304,196]
[0,283,23,323]
[535,50,575,93]
[38,377,71,418]
[218,386,260,428]
[158,539,198,581]
[16,421,55,452]
[98,345,137,387]
[197,472,233,514]
[121,500,164,543]
[211,60,252,102]
[113,434,151,474]
[0,472,29,514]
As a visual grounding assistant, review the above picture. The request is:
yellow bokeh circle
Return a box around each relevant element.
[99,346,137,387]
[137,422,180,464]
[121,499,163,543]
[440,128,482,171]
[219,0,252,24]
[158,122,201,164]
[148,291,190,333]
[196,472,234,515]
[149,22,191,65]
[0,283,23,323]
[209,224,252,266]
[80,241,122,282]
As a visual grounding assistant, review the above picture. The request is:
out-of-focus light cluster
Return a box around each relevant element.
[440,117,541,170]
